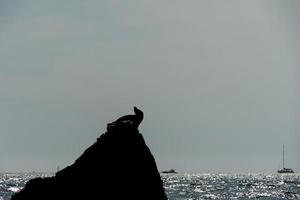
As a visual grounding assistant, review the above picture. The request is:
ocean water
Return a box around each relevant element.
[162,173,300,199]
[0,172,51,200]
[1,173,299,200]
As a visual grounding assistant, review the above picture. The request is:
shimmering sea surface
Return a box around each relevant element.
[162,173,300,199]
[1,173,299,200]
[0,172,51,200]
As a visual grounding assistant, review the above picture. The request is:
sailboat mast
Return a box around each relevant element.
[283,144,285,169]
[277,144,294,173]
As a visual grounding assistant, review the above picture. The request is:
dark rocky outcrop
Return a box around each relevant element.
[11,107,167,200]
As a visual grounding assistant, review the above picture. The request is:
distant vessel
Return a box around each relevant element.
[277,145,294,173]
[162,169,177,174]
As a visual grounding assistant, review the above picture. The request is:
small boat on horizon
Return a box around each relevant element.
[162,169,178,174]
[277,144,294,174]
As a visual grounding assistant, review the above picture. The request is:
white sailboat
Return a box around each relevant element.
[277,144,294,173]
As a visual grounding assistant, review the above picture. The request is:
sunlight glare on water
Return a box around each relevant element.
[0,173,51,200]
[162,173,300,200]
[1,172,299,200]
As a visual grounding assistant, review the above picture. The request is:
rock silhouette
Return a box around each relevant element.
[11,107,167,200]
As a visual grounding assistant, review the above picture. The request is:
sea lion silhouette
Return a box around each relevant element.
[109,107,144,129]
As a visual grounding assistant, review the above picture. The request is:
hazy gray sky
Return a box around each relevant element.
[1,0,299,173]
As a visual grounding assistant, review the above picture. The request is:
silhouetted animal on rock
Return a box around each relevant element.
[108,106,144,130]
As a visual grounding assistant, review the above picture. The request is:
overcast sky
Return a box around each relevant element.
[0,0,299,173]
